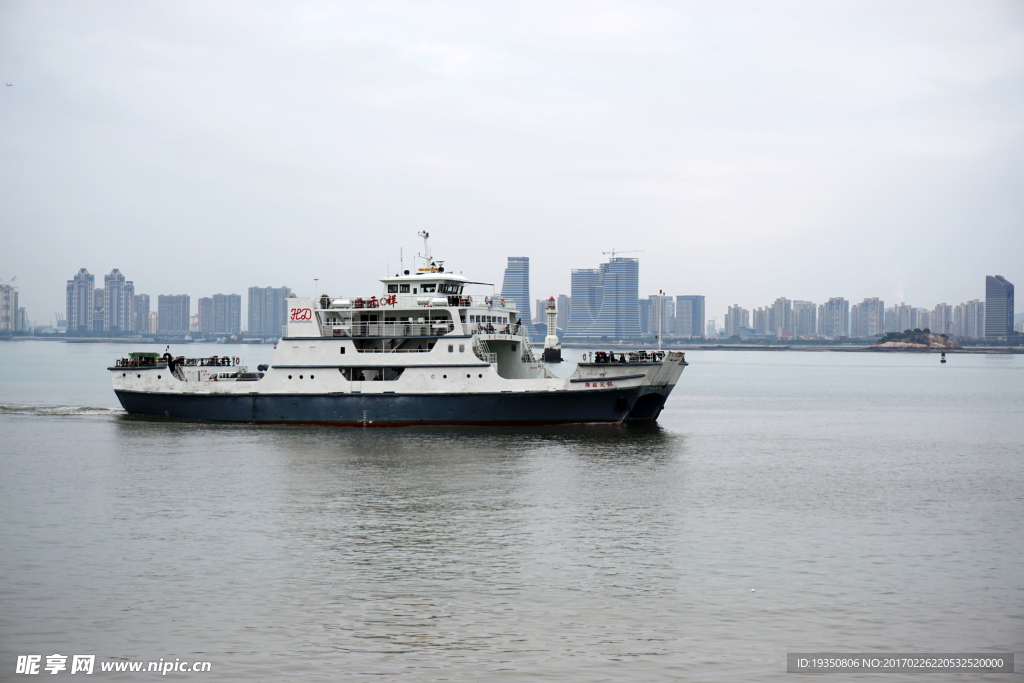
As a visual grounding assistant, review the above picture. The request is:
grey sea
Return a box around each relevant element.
[1,341,1021,681]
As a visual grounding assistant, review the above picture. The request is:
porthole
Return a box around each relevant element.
[431,374,435,379]
[467,374,471,378]
[443,374,447,378]
[122,373,125,377]
[478,374,483,378]
[299,375,304,379]
[157,375,161,379]
[137,374,141,378]
[288,375,292,379]
[310,375,314,379]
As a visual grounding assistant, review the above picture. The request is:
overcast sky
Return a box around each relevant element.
[1,0,1022,326]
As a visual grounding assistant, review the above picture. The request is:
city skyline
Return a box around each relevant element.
[35,262,1018,340]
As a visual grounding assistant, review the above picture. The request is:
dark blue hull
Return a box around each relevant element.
[114,386,669,426]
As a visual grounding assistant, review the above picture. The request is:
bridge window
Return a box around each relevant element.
[387,285,398,293]
[400,284,410,293]
[422,284,436,293]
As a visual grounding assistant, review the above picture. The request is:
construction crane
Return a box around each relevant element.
[0,276,16,287]
[601,249,645,259]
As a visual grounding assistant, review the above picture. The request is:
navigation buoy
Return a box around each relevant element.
[940,351,946,364]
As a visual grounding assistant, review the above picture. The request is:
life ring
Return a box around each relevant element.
[234,357,240,365]
[484,296,490,305]
[581,352,587,362]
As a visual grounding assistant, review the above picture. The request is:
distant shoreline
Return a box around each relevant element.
[561,343,1024,355]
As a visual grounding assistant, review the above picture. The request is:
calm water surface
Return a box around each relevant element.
[1,341,1021,681]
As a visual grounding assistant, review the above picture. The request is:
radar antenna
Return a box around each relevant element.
[416,231,444,271]
[417,231,432,264]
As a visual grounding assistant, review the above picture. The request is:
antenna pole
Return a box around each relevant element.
[658,290,664,351]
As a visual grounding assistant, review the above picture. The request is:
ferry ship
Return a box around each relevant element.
[111,236,687,426]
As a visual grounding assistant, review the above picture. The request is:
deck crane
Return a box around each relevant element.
[601,249,645,258]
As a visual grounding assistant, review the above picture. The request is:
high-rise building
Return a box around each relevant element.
[752,307,769,335]
[851,296,884,337]
[534,299,546,326]
[247,286,292,336]
[198,297,214,333]
[639,298,651,334]
[15,307,26,332]
[791,300,816,337]
[556,295,570,332]
[644,294,672,338]
[199,293,242,335]
[499,257,533,328]
[582,258,641,337]
[158,295,191,333]
[706,319,717,337]
[103,269,134,333]
[985,275,1014,338]
[892,302,917,332]
[566,268,603,335]
[954,299,985,338]
[0,282,18,333]
[148,311,158,334]
[724,305,749,337]
[931,303,953,336]
[66,268,95,333]
[818,297,849,338]
[917,309,931,332]
[769,297,792,336]
[675,296,706,338]
[134,294,150,334]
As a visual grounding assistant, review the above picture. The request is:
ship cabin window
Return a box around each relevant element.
[422,284,436,293]
[459,344,465,353]
[400,284,410,293]
[387,285,398,293]
[339,347,345,354]
[448,345,453,352]
[338,367,405,381]
[412,288,417,294]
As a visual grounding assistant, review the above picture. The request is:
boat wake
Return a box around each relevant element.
[0,404,125,417]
